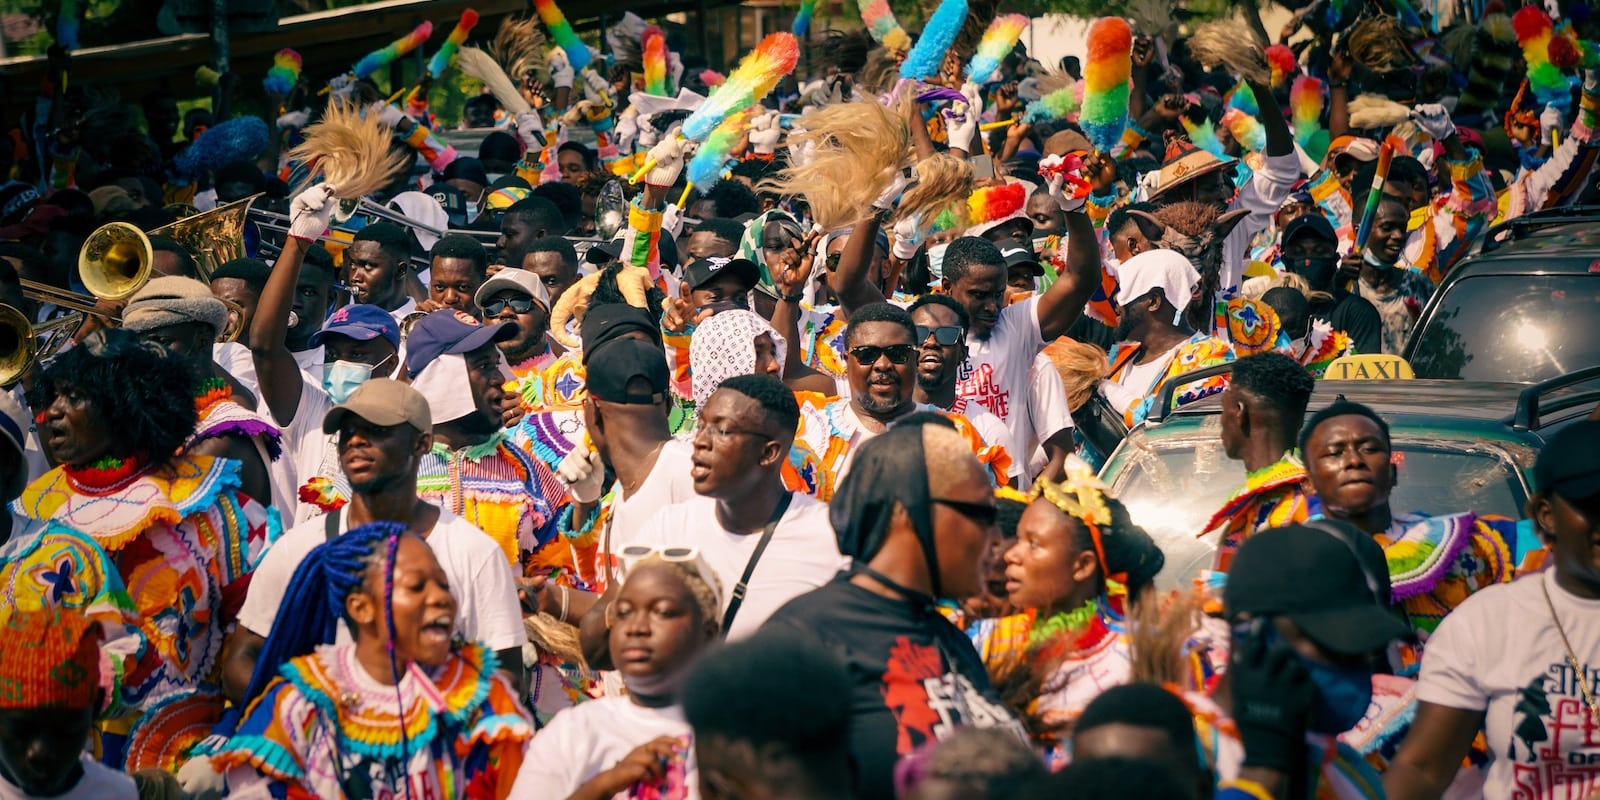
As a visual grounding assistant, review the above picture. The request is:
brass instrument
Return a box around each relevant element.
[0,305,81,387]
[19,279,105,316]
[398,310,428,341]
[148,194,259,282]
[595,180,626,240]
[78,222,154,300]
[217,297,247,344]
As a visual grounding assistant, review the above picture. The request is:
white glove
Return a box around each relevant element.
[1409,103,1456,142]
[615,110,640,154]
[748,111,782,155]
[788,130,816,168]
[370,102,405,130]
[873,168,909,211]
[942,82,981,152]
[176,755,226,800]
[514,109,547,151]
[668,52,685,92]
[663,203,685,237]
[288,184,338,241]
[276,109,309,131]
[1541,104,1564,147]
[582,70,613,108]
[549,48,575,90]
[892,215,925,260]
[557,448,605,504]
[644,135,687,188]
[1041,156,1088,214]
[328,74,357,101]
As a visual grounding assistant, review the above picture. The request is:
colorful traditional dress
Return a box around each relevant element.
[416,432,564,570]
[1401,154,1496,285]
[212,641,532,800]
[1281,319,1353,377]
[1203,454,1312,572]
[188,378,293,512]
[1104,332,1236,428]
[793,394,1013,501]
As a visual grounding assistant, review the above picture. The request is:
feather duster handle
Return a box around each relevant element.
[1183,117,1226,157]
[534,0,592,71]
[967,15,1029,83]
[643,27,670,96]
[1024,84,1083,123]
[354,22,433,79]
[287,103,410,199]
[682,33,799,141]
[429,10,480,80]
[1266,44,1296,87]
[686,110,752,189]
[264,49,302,96]
[1081,17,1133,155]
[457,47,532,114]
[858,0,912,53]
[793,0,820,38]
[900,0,968,81]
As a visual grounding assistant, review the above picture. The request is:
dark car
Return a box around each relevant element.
[1096,363,1600,589]
[1405,208,1600,382]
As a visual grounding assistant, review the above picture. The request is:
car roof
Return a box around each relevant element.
[1170,379,1532,423]
[1468,207,1600,270]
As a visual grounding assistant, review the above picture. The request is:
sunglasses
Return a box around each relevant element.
[933,497,999,526]
[915,325,962,347]
[825,252,841,272]
[849,344,917,365]
[482,297,536,316]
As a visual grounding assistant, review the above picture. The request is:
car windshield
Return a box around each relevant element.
[1107,436,1527,589]
[1409,273,1600,381]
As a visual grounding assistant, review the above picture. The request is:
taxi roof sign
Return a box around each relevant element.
[1322,354,1415,381]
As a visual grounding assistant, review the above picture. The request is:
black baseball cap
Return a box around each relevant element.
[586,337,669,405]
[1535,420,1600,501]
[995,238,1044,276]
[442,157,490,187]
[1224,522,1411,657]
[684,256,760,292]
[1282,214,1338,248]
[580,303,662,364]
[585,238,624,265]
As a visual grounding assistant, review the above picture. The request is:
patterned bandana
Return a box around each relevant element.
[688,310,787,406]
[0,608,102,709]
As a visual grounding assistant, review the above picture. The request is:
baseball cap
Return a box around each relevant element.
[1534,419,1600,501]
[386,192,448,253]
[1281,214,1338,248]
[0,181,41,226]
[1224,522,1411,656]
[1327,135,1380,163]
[684,256,760,292]
[309,304,402,349]
[478,131,522,173]
[402,309,517,378]
[585,238,624,265]
[474,267,553,313]
[1113,249,1201,312]
[586,336,670,405]
[442,157,490,188]
[580,303,663,363]
[321,378,431,434]
[428,184,470,227]
[0,391,29,500]
[995,238,1045,276]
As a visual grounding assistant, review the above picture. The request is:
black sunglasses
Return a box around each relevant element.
[915,325,963,347]
[849,344,917,365]
[482,297,536,316]
[933,497,999,526]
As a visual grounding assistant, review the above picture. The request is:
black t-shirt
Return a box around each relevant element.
[1311,290,1383,356]
[763,576,1026,800]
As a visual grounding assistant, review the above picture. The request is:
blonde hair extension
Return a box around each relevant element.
[760,101,911,232]
[1043,338,1110,412]
[288,101,409,199]
[1128,587,1208,690]
[895,153,975,227]
[524,613,591,680]
[1188,19,1268,84]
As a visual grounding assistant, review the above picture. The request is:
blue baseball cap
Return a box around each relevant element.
[403,309,517,378]
[309,304,401,349]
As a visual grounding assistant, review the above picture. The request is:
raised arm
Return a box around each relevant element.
[250,186,334,425]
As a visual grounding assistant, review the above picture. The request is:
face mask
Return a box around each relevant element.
[1288,255,1338,288]
[927,243,949,283]
[1173,302,1185,326]
[1299,655,1374,734]
[323,356,392,404]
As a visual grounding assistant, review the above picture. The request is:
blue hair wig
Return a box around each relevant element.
[174,116,270,179]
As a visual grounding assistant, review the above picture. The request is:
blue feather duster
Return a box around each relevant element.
[899,0,969,81]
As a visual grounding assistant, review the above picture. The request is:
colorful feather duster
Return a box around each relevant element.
[1290,76,1330,162]
[857,0,912,53]
[682,33,800,141]
[966,182,1026,227]
[353,22,433,80]
[966,15,1029,83]
[1266,44,1296,87]
[288,102,411,199]
[428,10,480,80]
[263,49,302,96]
[1515,6,1576,107]
[533,0,592,71]
[686,109,752,189]
[1081,17,1133,155]
[900,0,967,80]
[1183,117,1226,157]
[701,69,726,88]
[793,0,819,38]
[1023,83,1082,123]
[642,26,669,96]
[1224,82,1266,153]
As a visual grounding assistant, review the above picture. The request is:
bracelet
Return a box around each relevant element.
[557,585,571,623]
[1328,80,1349,90]
[780,292,804,303]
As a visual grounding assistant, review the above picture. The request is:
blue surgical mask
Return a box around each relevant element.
[322,355,392,404]
[1299,656,1374,734]
[927,243,949,283]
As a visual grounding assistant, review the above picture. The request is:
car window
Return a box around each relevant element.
[1409,274,1600,381]
[1108,437,1527,590]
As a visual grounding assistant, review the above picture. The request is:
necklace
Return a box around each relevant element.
[1540,576,1600,726]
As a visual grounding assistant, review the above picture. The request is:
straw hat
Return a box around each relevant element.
[1147,140,1237,201]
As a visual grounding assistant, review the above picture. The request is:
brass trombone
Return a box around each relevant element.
[0,304,81,387]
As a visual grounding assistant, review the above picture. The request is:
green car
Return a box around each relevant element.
[1095,364,1600,589]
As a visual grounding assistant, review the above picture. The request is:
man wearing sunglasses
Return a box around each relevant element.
[473,267,558,379]
[908,295,1022,487]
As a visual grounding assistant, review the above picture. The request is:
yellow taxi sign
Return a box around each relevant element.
[1322,354,1415,380]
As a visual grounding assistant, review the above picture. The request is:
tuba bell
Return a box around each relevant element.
[78,222,154,301]
[149,194,259,282]
[0,304,35,387]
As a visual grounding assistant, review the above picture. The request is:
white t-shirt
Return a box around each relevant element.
[292,346,325,373]
[1417,570,1600,800]
[214,341,259,397]
[510,696,697,800]
[0,757,136,800]
[1023,352,1074,476]
[606,438,700,553]
[631,493,846,640]
[237,505,528,652]
[949,399,1022,482]
[281,378,337,524]
[1100,340,1185,415]
[957,295,1046,449]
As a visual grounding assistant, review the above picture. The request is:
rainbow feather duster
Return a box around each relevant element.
[428,10,480,80]
[900,0,967,81]
[1223,81,1267,153]
[642,26,669,95]
[1266,44,1296,87]
[1183,117,1226,157]
[1290,76,1330,162]
[1081,17,1132,155]
[264,49,302,96]
[966,14,1028,83]
[793,0,819,38]
[858,0,912,53]
[534,0,592,71]
[682,32,799,142]
[1515,6,1577,107]
[1023,83,1082,123]
[353,22,433,79]
[967,182,1026,225]
[687,109,752,188]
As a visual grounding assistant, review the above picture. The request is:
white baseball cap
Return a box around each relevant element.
[1113,249,1201,313]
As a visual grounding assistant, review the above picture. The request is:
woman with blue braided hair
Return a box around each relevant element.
[206,521,533,799]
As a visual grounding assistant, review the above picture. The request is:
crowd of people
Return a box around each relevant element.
[1,0,1600,798]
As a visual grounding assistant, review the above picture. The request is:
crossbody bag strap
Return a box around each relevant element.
[720,492,794,635]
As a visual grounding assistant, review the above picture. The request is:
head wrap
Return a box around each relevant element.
[121,276,231,335]
[736,209,802,291]
[830,420,946,598]
[689,310,786,406]
[0,608,103,709]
